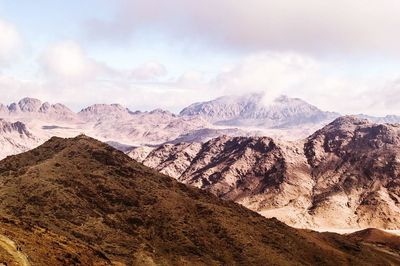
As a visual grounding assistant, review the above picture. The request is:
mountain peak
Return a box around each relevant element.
[180,93,340,128]
[17,97,43,112]
[329,115,370,127]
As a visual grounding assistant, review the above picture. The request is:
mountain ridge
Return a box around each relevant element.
[0,135,399,265]
[132,116,400,229]
[180,93,340,128]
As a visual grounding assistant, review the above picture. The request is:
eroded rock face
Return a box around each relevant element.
[0,119,41,159]
[132,116,400,229]
[304,116,400,229]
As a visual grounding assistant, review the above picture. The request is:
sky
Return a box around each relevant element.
[1,0,400,115]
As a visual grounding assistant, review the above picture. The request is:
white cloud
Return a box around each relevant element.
[205,52,388,115]
[39,41,112,81]
[131,62,167,80]
[87,0,400,56]
[177,70,204,86]
[0,49,397,116]
[212,52,320,104]
[0,19,22,64]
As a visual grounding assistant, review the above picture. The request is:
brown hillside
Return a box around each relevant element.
[0,135,399,265]
[348,228,400,251]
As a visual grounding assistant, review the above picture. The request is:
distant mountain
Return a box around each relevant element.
[132,116,400,229]
[77,104,213,146]
[180,94,340,128]
[0,98,247,158]
[3,96,400,161]
[78,103,134,121]
[1,97,78,121]
[0,119,41,158]
[357,113,400,124]
[0,135,398,265]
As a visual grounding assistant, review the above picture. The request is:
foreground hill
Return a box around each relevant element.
[0,136,399,265]
[133,116,400,229]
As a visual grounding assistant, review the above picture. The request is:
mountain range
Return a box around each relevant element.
[0,135,399,265]
[2,93,397,160]
[0,94,338,159]
[0,95,400,231]
[131,116,400,230]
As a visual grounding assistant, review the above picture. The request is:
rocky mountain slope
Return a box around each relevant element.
[357,114,400,124]
[132,116,400,229]
[0,119,41,159]
[0,135,399,265]
[180,94,340,128]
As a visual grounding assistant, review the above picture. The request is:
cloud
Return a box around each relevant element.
[206,52,387,115]
[39,41,112,81]
[212,52,320,103]
[177,70,204,86]
[85,0,400,56]
[0,19,22,64]
[131,62,167,80]
[0,48,396,116]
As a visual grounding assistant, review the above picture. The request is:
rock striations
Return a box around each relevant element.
[0,119,40,159]
[133,116,400,229]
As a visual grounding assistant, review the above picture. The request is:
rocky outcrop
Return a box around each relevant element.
[132,116,400,229]
[0,119,41,159]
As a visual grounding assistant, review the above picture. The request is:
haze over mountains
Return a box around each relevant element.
[180,94,340,128]
[0,135,399,265]
[2,93,399,160]
[0,94,333,158]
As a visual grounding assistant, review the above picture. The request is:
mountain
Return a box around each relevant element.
[0,119,41,159]
[78,103,133,121]
[1,97,78,121]
[132,116,400,229]
[0,135,399,265]
[0,95,345,160]
[180,94,340,128]
[78,104,214,146]
[357,114,400,124]
[0,98,248,159]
